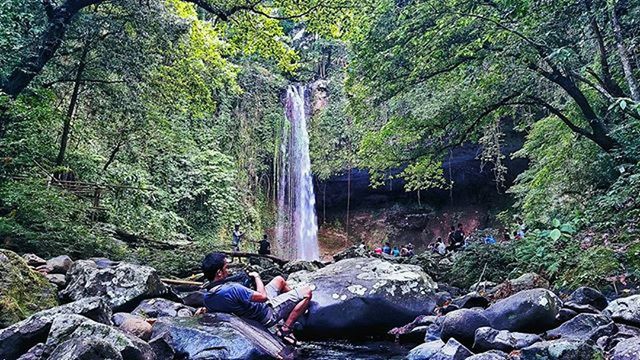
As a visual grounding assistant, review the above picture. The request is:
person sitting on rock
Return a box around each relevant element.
[201,252,312,346]
[391,246,400,257]
[382,242,391,254]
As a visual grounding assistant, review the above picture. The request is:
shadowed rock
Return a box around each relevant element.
[484,288,562,333]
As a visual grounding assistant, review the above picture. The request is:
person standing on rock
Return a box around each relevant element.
[232,224,244,252]
[258,234,271,255]
[201,252,312,346]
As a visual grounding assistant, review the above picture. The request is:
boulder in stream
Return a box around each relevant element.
[483,288,562,333]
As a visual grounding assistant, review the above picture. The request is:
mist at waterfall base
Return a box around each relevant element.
[275,85,320,261]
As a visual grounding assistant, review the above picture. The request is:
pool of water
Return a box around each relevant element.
[298,340,412,359]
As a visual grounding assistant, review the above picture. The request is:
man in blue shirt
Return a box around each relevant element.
[201,252,312,345]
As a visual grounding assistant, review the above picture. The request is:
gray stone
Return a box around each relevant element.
[132,298,194,318]
[451,292,489,309]
[407,340,445,360]
[47,255,74,274]
[433,338,474,360]
[45,273,67,289]
[567,286,608,311]
[119,316,153,341]
[149,332,175,360]
[466,350,508,360]
[519,339,603,360]
[61,260,168,311]
[333,245,369,262]
[441,309,490,347]
[556,308,578,323]
[151,313,293,360]
[16,343,45,360]
[474,327,541,352]
[48,337,123,360]
[546,313,616,342]
[45,314,153,360]
[282,260,323,274]
[484,288,562,333]
[612,336,640,360]
[0,297,111,360]
[604,295,640,327]
[22,254,47,267]
[287,257,438,338]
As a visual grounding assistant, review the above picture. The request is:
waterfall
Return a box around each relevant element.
[275,85,320,261]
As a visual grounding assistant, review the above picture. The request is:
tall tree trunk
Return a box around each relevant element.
[56,45,88,166]
[611,0,640,101]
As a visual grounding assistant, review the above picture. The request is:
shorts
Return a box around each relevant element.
[262,282,305,327]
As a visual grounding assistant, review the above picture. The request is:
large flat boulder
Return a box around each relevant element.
[483,288,562,333]
[0,249,58,328]
[60,260,168,312]
[151,313,293,360]
[288,257,438,338]
[0,297,111,359]
[546,313,616,342]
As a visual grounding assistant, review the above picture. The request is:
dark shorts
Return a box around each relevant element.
[262,281,305,327]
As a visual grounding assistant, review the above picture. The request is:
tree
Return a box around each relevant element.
[349,0,640,190]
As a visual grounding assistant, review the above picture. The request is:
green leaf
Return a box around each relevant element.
[620,100,627,110]
[549,229,562,241]
[552,218,561,228]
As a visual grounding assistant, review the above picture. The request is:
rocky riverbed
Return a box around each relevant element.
[2,247,640,359]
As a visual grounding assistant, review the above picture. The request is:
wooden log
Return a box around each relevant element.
[161,278,202,286]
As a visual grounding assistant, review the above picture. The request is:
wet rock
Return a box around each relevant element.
[407,340,445,360]
[151,313,293,360]
[22,254,47,267]
[519,339,603,360]
[333,245,370,262]
[567,287,607,311]
[451,292,489,309]
[546,313,616,342]
[45,273,67,289]
[47,255,74,274]
[441,309,490,347]
[287,257,438,338]
[473,327,541,352]
[0,297,111,360]
[0,249,58,328]
[48,337,123,360]
[466,350,508,360]
[433,338,474,360]
[45,314,152,360]
[132,298,194,318]
[484,288,562,333]
[61,260,168,312]
[282,260,323,274]
[563,302,600,314]
[612,336,640,360]
[149,332,175,360]
[604,295,640,326]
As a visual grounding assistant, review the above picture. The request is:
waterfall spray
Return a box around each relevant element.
[275,85,320,261]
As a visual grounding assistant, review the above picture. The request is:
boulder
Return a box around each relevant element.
[546,313,616,342]
[466,350,508,360]
[567,287,608,311]
[556,308,578,323]
[484,288,562,333]
[0,297,111,359]
[0,249,58,328]
[612,336,640,360]
[489,273,549,300]
[132,298,194,318]
[149,332,175,360]
[432,338,474,360]
[151,313,294,360]
[16,344,46,360]
[60,260,168,311]
[287,257,438,338]
[46,255,74,274]
[473,327,541,352]
[441,309,490,347]
[22,254,47,267]
[407,340,445,360]
[333,245,369,262]
[519,339,603,360]
[604,295,640,327]
[282,260,323,274]
[44,314,153,360]
[45,274,67,289]
[119,316,153,341]
[47,337,123,360]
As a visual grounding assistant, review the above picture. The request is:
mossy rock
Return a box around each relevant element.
[0,249,58,328]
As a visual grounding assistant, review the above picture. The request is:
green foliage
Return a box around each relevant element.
[446,243,518,288]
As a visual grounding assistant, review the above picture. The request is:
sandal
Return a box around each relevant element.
[276,325,298,346]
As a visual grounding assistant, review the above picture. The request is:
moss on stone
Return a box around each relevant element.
[0,249,58,328]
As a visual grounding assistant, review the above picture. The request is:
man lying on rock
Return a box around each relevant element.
[200,252,312,345]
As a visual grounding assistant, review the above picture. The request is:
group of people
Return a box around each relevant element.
[373,241,415,257]
[428,223,466,255]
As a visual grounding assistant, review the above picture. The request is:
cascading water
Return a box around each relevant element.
[275,85,319,261]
